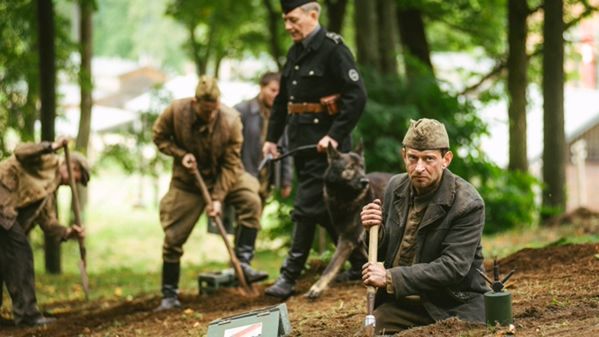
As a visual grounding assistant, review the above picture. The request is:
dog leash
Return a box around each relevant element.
[258,144,318,172]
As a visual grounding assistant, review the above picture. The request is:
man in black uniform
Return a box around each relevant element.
[263,0,367,298]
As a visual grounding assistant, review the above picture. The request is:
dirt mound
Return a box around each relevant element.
[498,243,599,273]
[4,243,599,337]
[546,207,599,233]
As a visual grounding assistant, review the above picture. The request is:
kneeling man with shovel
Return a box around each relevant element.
[360,119,489,335]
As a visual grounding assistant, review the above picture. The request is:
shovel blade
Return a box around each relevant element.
[78,260,90,300]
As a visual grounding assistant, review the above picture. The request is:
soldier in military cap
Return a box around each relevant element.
[263,0,367,298]
[153,76,267,311]
[360,118,489,334]
[0,138,88,326]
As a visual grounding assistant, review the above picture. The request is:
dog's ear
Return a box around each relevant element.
[354,140,364,157]
[327,143,340,160]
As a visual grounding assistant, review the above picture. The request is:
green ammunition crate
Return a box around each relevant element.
[198,269,236,295]
[206,303,291,337]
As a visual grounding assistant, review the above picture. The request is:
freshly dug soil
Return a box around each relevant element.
[2,243,599,337]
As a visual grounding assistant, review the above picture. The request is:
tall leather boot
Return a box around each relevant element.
[154,261,181,311]
[265,221,317,299]
[235,226,268,283]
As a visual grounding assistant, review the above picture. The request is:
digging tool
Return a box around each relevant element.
[364,200,381,337]
[189,166,254,295]
[257,144,318,172]
[63,144,90,300]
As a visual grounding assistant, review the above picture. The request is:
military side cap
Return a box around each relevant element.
[69,151,91,187]
[281,0,317,14]
[402,118,450,150]
[195,75,221,101]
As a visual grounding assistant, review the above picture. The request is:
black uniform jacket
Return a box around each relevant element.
[376,170,489,323]
[266,27,367,153]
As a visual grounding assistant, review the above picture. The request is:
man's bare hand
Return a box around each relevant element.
[280,185,292,198]
[65,225,85,240]
[207,200,222,218]
[362,262,387,288]
[361,199,383,229]
[317,135,338,153]
[52,136,70,151]
[182,153,197,170]
[262,141,279,158]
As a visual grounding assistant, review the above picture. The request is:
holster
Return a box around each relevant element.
[320,94,341,116]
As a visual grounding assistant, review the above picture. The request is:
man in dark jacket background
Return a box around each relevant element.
[263,0,367,298]
[361,118,488,334]
[235,72,292,204]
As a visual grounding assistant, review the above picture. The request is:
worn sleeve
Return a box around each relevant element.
[152,104,187,159]
[327,44,367,142]
[388,202,485,298]
[14,142,54,166]
[266,65,290,143]
[35,194,69,239]
[212,116,244,201]
[278,128,293,187]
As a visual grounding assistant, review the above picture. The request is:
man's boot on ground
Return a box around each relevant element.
[18,315,57,326]
[154,261,181,311]
[264,221,316,299]
[264,275,295,298]
[235,226,268,283]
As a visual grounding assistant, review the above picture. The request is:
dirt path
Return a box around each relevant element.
[3,243,598,337]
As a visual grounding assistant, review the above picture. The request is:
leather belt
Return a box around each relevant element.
[287,102,324,114]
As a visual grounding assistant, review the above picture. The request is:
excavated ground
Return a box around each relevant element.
[2,243,599,337]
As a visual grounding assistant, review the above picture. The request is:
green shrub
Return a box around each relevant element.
[356,71,539,233]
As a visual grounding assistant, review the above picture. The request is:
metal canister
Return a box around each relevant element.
[484,290,513,326]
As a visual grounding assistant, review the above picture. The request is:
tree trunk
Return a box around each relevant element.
[188,24,206,76]
[376,0,398,75]
[397,7,434,78]
[37,0,61,274]
[75,0,94,224]
[76,0,93,155]
[325,0,348,34]
[507,0,529,172]
[354,0,379,68]
[542,0,566,216]
[263,0,284,70]
[22,70,39,142]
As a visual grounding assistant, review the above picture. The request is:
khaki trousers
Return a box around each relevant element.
[160,172,261,263]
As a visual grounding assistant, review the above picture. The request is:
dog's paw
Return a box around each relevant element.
[304,286,324,300]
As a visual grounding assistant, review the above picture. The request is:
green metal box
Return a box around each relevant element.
[206,303,291,337]
[198,269,236,295]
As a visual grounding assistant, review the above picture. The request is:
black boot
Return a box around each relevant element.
[235,226,268,283]
[264,275,295,299]
[155,261,181,311]
[264,221,317,298]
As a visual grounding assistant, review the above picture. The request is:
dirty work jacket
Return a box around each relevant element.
[0,142,69,238]
[153,98,244,202]
[375,169,489,323]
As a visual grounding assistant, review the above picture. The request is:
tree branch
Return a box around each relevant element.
[460,4,598,96]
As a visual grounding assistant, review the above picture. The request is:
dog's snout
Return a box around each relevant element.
[359,178,370,189]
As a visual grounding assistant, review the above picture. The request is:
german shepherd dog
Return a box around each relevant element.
[305,144,392,299]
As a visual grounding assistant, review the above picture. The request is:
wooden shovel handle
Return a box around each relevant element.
[63,144,90,299]
[189,167,252,294]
